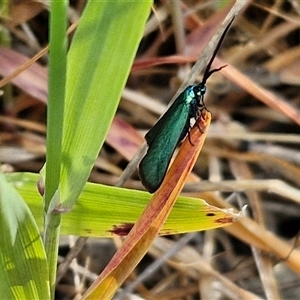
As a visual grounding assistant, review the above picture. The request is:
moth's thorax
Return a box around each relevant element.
[183,84,206,105]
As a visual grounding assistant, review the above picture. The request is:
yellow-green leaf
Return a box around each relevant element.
[7,172,236,238]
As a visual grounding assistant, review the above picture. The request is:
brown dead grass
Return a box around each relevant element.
[0,1,300,299]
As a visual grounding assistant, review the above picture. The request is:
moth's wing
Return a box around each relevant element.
[139,97,191,193]
[145,90,191,146]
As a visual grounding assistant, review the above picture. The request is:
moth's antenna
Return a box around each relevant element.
[201,16,235,84]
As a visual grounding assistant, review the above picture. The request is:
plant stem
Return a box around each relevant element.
[44,1,68,297]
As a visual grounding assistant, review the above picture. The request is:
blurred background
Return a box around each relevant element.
[0,1,300,299]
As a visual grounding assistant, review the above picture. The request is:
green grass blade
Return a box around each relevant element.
[0,172,49,299]
[60,2,152,210]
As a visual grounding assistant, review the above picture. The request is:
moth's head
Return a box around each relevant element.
[194,84,206,97]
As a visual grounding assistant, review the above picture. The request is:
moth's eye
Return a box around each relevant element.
[195,86,206,96]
